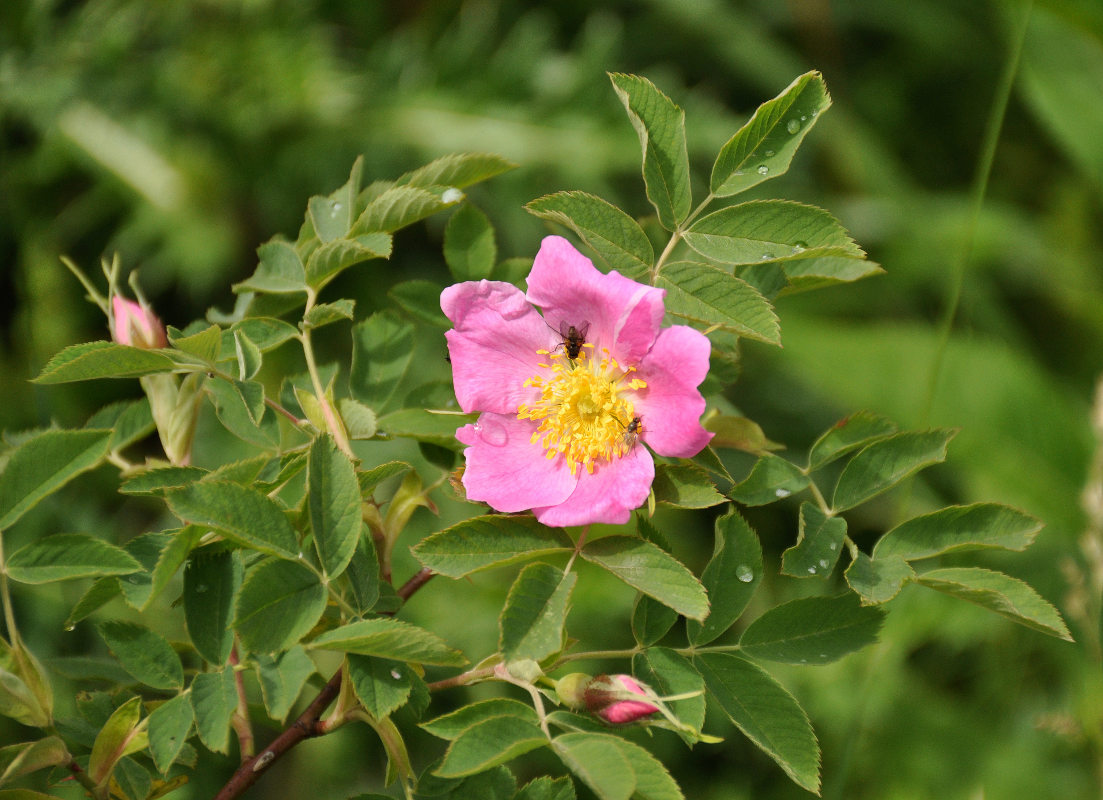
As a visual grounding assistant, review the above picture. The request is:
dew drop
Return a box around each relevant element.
[736,565,754,583]
[760,253,774,261]
[801,114,808,121]
[390,669,403,680]
[800,658,808,663]
[297,551,304,559]
[786,119,801,134]
[819,653,827,659]
[441,187,464,204]
[807,566,817,574]
[774,487,791,498]
[757,164,769,175]
[64,624,75,632]
[330,201,343,218]
[195,583,209,594]
[764,149,775,157]
[819,559,829,569]
[829,542,838,551]
[733,169,744,177]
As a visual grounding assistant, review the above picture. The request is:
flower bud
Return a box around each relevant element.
[111,295,167,349]
[584,674,660,725]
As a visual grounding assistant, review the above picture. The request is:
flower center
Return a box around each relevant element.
[517,346,647,475]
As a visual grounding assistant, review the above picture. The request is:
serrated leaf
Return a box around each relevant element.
[165,481,299,559]
[729,453,809,506]
[308,434,360,579]
[351,185,461,235]
[65,578,122,629]
[831,429,958,512]
[525,192,653,277]
[233,329,262,381]
[445,204,497,281]
[873,504,1044,561]
[614,737,684,800]
[781,503,847,578]
[235,241,307,294]
[500,563,576,663]
[609,73,691,230]
[0,737,69,787]
[190,669,236,754]
[845,553,914,604]
[807,411,898,470]
[631,594,678,648]
[684,200,863,265]
[390,280,450,327]
[657,261,779,345]
[434,715,546,778]
[633,647,705,741]
[310,618,466,666]
[348,655,414,721]
[205,379,279,448]
[233,559,326,654]
[305,233,392,288]
[651,461,727,509]
[33,341,175,384]
[917,567,1072,640]
[397,153,516,189]
[345,536,381,615]
[376,408,474,446]
[413,515,573,578]
[220,318,299,356]
[515,776,576,800]
[184,550,241,665]
[143,527,200,611]
[302,299,355,331]
[704,415,778,454]
[168,324,221,365]
[695,653,820,793]
[421,698,538,740]
[88,696,146,787]
[254,646,316,722]
[113,756,151,800]
[554,732,635,800]
[338,399,377,441]
[6,534,141,584]
[711,70,830,196]
[779,254,884,294]
[581,536,707,620]
[147,694,193,775]
[87,399,155,453]
[98,621,182,690]
[0,429,111,530]
[350,311,415,414]
[688,509,763,645]
[740,594,885,664]
[308,157,362,243]
[118,531,170,609]
[119,467,206,497]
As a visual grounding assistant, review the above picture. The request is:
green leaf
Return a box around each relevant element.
[308,157,362,243]
[389,280,450,327]
[307,434,361,579]
[778,254,884,294]
[5,534,141,584]
[234,240,308,294]
[98,621,183,691]
[695,652,820,793]
[87,399,155,453]
[0,736,70,785]
[729,453,809,506]
[65,578,122,629]
[917,567,1072,640]
[339,398,378,440]
[845,553,915,605]
[499,563,576,664]
[165,481,299,559]
[651,461,727,509]
[184,549,241,665]
[781,503,847,579]
[302,299,356,331]
[376,408,473,447]
[348,655,414,720]
[233,329,262,381]
[711,70,830,196]
[190,668,236,754]
[740,594,885,665]
[143,527,201,611]
[684,200,863,265]
[345,536,381,614]
[445,204,497,281]
[688,509,763,645]
[255,646,316,722]
[581,536,707,620]
[305,233,393,289]
[631,595,678,648]
[88,696,146,787]
[614,738,684,800]
[33,341,175,384]
[831,429,958,512]
[553,732,635,800]
[398,153,516,189]
[221,318,299,355]
[117,531,169,609]
[147,693,193,774]
[657,261,779,345]
[873,503,1044,561]
[434,716,546,778]
[524,192,653,277]
[515,777,576,800]
[119,467,206,497]
[351,185,462,234]
[233,559,326,654]
[413,516,573,578]
[704,415,778,454]
[807,411,898,470]
[350,311,415,414]
[113,756,151,800]
[422,698,538,740]
[633,647,706,738]
[310,618,466,666]
[609,73,692,230]
[0,429,112,530]
[205,378,279,448]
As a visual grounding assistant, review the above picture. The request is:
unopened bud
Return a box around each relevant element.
[583,674,660,725]
[111,295,167,349]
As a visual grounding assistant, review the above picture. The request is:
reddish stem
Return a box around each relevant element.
[397,567,435,601]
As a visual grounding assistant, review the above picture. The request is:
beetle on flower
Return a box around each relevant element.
[441,235,712,527]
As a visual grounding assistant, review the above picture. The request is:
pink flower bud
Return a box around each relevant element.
[111,295,167,349]
[584,674,660,725]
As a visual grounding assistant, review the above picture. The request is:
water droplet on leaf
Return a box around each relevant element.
[441,187,464,204]
[757,164,769,175]
[819,559,829,569]
[390,669,402,680]
[786,119,801,134]
[774,487,790,497]
[195,584,208,594]
[736,565,754,583]
[764,150,775,157]
[807,566,817,574]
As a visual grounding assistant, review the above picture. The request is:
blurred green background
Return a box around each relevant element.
[3,0,1103,798]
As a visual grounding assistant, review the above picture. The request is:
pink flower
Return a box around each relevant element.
[441,235,712,527]
[111,295,167,349]
[586,674,661,724]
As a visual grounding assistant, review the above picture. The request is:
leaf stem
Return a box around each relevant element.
[0,532,21,648]
[300,288,355,459]
[651,192,715,283]
[229,645,256,760]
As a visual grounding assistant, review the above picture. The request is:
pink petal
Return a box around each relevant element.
[441,281,552,414]
[525,236,665,365]
[599,699,660,724]
[457,413,576,512]
[630,325,713,458]
[532,445,654,527]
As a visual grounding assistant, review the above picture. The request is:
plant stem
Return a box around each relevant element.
[396,567,435,601]
[0,533,21,648]
[301,289,355,459]
[229,645,255,761]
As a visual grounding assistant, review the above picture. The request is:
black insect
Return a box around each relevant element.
[617,415,643,454]
[549,320,590,360]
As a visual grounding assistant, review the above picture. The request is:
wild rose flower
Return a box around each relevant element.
[441,235,712,526]
[111,295,167,349]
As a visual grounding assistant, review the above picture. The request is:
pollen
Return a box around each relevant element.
[517,348,647,475]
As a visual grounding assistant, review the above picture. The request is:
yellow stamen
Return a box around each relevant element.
[517,347,647,475]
